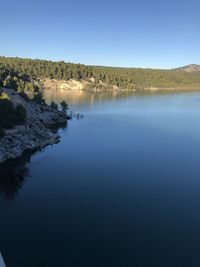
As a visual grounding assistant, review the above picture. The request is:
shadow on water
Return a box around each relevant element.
[49,121,68,133]
[0,123,68,200]
[0,151,34,200]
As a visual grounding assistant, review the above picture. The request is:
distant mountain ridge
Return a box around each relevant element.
[175,64,200,72]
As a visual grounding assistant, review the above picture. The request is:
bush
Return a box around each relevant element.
[60,100,68,111]
[32,91,46,104]
[50,101,58,110]
[3,76,18,90]
[0,99,27,128]
[15,104,27,124]
[0,99,15,128]
[0,92,10,100]
[18,91,30,101]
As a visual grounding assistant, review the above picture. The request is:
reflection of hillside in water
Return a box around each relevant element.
[43,88,134,106]
[0,151,34,200]
[0,124,67,200]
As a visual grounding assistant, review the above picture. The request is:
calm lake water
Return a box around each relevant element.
[1,91,200,267]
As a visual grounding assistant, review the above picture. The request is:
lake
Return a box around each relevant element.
[1,91,200,267]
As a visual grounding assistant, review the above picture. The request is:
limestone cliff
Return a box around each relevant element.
[40,78,129,93]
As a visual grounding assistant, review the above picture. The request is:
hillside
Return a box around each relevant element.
[0,57,200,95]
[174,64,200,73]
[0,88,67,163]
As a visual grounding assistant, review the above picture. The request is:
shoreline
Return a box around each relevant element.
[40,78,200,94]
[0,88,68,164]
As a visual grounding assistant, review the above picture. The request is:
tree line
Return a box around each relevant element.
[0,56,200,96]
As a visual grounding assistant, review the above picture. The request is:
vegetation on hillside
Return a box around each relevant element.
[0,56,200,94]
[0,57,44,101]
[0,92,27,138]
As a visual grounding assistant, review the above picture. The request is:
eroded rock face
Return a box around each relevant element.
[40,78,122,93]
[41,78,90,91]
[175,64,200,73]
[0,88,67,164]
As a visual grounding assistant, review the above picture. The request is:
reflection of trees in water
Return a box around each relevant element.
[0,122,68,200]
[0,151,34,200]
[44,89,135,106]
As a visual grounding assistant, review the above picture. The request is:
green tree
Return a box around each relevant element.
[50,101,58,110]
[32,91,45,104]
[60,100,68,111]
[0,99,27,129]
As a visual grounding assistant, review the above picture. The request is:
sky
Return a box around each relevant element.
[1,0,200,69]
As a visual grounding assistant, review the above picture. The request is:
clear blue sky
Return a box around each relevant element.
[1,0,200,68]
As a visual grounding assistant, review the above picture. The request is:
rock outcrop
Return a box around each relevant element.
[41,78,89,91]
[174,64,200,73]
[40,78,128,93]
[0,88,67,164]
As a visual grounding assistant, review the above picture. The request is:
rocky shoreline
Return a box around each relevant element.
[0,88,67,164]
[40,78,200,94]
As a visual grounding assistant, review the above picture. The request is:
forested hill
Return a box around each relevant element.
[0,56,200,95]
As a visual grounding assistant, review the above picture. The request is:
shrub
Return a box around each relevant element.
[15,104,27,124]
[60,100,68,111]
[32,91,46,104]
[0,92,10,100]
[0,99,15,128]
[0,99,27,128]
[18,91,30,101]
[50,101,58,110]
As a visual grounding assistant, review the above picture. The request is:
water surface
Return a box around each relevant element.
[1,92,200,267]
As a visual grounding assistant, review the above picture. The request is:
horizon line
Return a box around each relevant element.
[0,55,198,71]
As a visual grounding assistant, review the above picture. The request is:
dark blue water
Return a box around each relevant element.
[1,92,200,267]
